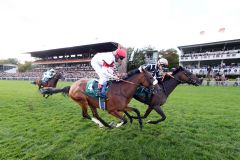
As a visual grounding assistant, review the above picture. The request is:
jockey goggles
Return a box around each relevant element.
[119,56,125,60]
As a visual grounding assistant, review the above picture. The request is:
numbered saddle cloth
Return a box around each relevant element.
[85,79,110,98]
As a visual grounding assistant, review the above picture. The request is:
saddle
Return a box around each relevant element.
[134,86,153,103]
[85,79,111,98]
[85,79,112,110]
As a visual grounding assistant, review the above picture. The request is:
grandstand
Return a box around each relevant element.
[28,42,126,81]
[0,64,17,73]
[0,42,127,81]
[178,39,240,76]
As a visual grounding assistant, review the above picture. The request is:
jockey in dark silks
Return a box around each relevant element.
[144,58,169,83]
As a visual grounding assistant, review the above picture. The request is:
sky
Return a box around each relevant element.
[1,0,240,62]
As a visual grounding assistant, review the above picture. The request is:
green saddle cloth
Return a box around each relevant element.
[135,86,151,97]
[85,79,110,98]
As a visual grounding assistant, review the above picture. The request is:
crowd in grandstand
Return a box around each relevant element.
[181,49,240,59]
[0,65,98,81]
[185,64,240,76]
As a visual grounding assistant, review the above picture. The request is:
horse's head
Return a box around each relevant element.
[54,72,64,80]
[173,66,202,86]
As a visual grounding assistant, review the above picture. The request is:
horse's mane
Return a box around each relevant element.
[111,68,140,83]
[172,66,184,75]
[172,66,192,78]
[162,66,184,82]
[124,68,140,80]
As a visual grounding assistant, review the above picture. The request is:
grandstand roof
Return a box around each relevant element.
[29,42,120,58]
[178,39,240,50]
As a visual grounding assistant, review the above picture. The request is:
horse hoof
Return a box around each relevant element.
[147,120,156,124]
[99,124,104,128]
[147,120,151,123]
[116,121,124,128]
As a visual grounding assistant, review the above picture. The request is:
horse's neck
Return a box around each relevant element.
[111,74,140,99]
[50,76,59,87]
[162,75,180,96]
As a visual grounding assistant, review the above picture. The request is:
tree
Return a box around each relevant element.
[126,47,179,71]
[127,48,145,71]
[0,58,19,65]
[160,48,179,69]
[18,61,32,72]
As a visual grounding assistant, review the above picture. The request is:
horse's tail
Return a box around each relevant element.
[61,86,71,95]
[40,86,70,96]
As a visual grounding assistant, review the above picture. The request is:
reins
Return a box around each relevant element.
[166,70,197,85]
[118,79,139,85]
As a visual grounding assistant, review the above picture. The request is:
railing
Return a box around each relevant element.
[1,77,240,87]
[0,77,88,82]
[201,80,239,86]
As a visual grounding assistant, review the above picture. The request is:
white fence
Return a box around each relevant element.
[201,80,239,86]
[0,77,79,82]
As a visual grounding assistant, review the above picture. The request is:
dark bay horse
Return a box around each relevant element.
[31,72,63,90]
[126,66,202,124]
[40,67,155,129]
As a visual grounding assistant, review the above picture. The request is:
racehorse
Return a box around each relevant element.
[31,72,63,90]
[40,67,155,129]
[125,66,202,124]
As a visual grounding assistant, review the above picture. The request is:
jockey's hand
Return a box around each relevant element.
[112,75,120,81]
[116,73,127,79]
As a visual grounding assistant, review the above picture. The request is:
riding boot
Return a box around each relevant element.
[100,83,107,98]
[96,84,102,97]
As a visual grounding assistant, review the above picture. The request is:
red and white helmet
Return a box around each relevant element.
[116,48,127,58]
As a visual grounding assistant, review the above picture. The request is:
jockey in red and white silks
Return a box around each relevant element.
[91,52,116,84]
[91,48,127,97]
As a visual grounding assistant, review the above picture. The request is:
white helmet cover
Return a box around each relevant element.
[50,68,55,72]
[158,58,168,66]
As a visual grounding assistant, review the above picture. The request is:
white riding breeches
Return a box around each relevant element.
[91,62,109,85]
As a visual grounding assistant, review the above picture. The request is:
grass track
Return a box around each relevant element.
[0,80,239,160]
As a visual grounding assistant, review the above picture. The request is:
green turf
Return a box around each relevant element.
[0,80,239,160]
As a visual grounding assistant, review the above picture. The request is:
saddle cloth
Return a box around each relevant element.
[85,79,110,98]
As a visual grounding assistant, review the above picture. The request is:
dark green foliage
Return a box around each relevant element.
[0,58,19,65]
[18,61,32,72]
[160,48,179,69]
[0,81,239,160]
[127,48,145,71]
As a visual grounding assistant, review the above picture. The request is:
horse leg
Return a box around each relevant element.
[73,99,92,121]
[125,106,143,130]
[147,106,166,124]
[127,106,153,119]
[38,84,42,90]
[109,111,128,128]
[90,107,112,128]
[123,111,133,123]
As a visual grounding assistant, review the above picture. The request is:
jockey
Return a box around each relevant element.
[145,58,169,82]
[42,68,56,83]
[91,48,127,98]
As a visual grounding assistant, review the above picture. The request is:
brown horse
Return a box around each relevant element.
[125,66,202,124]
[31,72,63,90]
[40,67,155,129]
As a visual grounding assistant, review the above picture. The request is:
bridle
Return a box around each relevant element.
[169,69,199,85]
